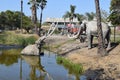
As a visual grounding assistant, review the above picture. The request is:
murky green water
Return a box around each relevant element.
[0,49,83,80]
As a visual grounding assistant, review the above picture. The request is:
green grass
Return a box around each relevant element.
[111,28,120,35]
[0,31,37,46]
[57,56,84,75]
[111,37,120,43]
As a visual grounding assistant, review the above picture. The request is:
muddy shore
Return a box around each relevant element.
[44,34,120,80]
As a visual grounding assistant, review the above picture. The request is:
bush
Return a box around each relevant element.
[25,36,36,45]
[16,36,37,46]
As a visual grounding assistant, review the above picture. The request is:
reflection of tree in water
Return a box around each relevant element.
[0,49,21,66]
[21,55,47,80]
[30,65,46,80]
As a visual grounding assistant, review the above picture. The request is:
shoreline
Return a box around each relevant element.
[44,34,120,79]
[0,44,22,50]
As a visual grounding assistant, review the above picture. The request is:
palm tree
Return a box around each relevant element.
[28,0,39,34]
[63,5,76,22]
[95,0,107,56]
[39,0,47,36]
[70,5,76,21]
[85,12,96,21]
[76,13,85,22]
[28,0,47,35]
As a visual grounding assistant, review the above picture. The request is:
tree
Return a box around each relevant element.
[23,16,34,33]
[5,11,24,30]
[0,12,7,29]
[0,10,33,31]
[0,10,21,30]
[108,0,120,25]
[63,5,76,22]
[95,0,107,56]
[13,11,22,29]
[38,0,47,36]
[85,12,96,21]
[76,13,85,22]
[28,0,39,34]
[110,0,120,11]
[28,0,47,36]
[101,9,109,22]
[5,10,15,29]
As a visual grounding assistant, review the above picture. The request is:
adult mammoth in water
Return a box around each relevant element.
[80,19,111,49]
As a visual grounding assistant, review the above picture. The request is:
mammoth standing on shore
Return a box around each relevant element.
[80,19,111,49]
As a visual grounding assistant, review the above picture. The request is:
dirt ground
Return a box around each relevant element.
[44,34,120,80]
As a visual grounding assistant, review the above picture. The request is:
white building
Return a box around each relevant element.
[44,17,79,24]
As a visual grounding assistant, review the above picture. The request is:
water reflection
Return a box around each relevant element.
[0,49,22,80]
[0,49,21,66]
[21,55,47,80]
[0,49,83,80]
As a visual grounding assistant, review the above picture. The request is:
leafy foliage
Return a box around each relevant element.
[76,13,85,22]
[109,11,120,25]
[109,0,120,25]
[28,0,47,34]
[101,9,109,22]
[110,0,120,11]
[0,10,33,30]
[85,12,96,21]
[63,5,77,21]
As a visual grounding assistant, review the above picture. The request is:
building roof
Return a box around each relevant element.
[45,17,79,23]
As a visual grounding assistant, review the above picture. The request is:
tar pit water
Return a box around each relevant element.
[0,49,83,80]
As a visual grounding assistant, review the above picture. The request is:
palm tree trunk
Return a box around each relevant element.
[39,9,43,36]
[31,4,37,34]
[21,0,23,33]
[95,0,107,56]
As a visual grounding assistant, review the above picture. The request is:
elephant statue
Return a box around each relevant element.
[80,19,111,49]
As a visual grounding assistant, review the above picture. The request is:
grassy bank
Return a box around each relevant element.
[57,56,84,75]
[0,31,38,46]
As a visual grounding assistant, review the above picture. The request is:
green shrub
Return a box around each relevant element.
[16,36,37,46]
[25,36,37,45]
[16,36,26,46]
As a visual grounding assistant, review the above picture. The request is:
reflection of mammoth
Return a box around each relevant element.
[80,20,111,49]
[21,56,46,80]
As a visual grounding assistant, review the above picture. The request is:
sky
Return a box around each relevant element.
[0,0,111,22]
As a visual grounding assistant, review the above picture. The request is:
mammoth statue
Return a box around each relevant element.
[80,19,111,49]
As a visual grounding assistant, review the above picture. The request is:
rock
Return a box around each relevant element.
[82,68,116,80]
[21,44,39,56]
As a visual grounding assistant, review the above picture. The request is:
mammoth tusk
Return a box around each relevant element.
[67,27,81,39]
[67,33,78,39]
